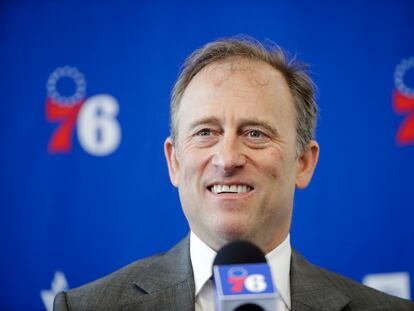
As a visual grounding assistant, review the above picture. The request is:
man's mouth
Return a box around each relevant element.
[208,184,253,194]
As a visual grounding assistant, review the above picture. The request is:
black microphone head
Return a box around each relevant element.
[234,303,264,311]
[213,240,266,267]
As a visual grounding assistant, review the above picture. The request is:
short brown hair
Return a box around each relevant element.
[170,36,318,154]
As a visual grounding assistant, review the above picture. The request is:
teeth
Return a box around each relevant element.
[211,184,251,194]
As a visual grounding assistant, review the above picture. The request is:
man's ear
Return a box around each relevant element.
[295,140,320,189]
[164,137,179,187]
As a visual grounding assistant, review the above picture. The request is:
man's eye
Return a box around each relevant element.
[248,130,264,138]
[244,130,271,146]
[196,129,212,136]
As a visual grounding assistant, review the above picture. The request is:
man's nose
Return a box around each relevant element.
[211,134,246,173]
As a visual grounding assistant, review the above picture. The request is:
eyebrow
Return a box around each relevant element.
[188,116,279,137]
[238,118,280,137]
[188,117,221,130]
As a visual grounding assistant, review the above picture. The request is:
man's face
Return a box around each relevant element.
[165,59,319,252]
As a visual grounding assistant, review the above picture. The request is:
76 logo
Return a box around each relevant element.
[227,267,268,293]
[46,66,121,156]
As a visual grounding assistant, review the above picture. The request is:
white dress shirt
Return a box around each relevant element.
[190,232,292,311]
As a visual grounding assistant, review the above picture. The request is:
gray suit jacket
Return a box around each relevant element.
[54,237,413,310]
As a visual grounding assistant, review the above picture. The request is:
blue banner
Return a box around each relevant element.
[1,1,413,310]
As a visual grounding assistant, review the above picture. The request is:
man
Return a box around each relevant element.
[54,37,414,310]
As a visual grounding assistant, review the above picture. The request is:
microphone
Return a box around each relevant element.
[212,240,278,311]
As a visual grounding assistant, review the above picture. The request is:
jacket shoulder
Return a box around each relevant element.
[54,253,164,311]
[313,263,414,310]
[53,237,192,311]
[291,250,413,310]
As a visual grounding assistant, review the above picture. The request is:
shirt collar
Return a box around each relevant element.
[190,232,217,296]
[190,232,292,309]
[266,234,292,309]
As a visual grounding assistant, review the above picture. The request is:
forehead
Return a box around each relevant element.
[178,58,295,119]
[188,58,286,94]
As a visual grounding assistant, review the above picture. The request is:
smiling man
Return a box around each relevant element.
[164,55,318,257]
[54,37,414,311]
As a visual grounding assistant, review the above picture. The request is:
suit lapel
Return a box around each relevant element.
[290,250,350,311]
[122,279,194,311]
[122,237,195,311]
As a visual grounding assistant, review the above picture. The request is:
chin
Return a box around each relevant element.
[214,222,252,242]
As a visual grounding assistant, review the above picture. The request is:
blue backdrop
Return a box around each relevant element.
[1,1,413,310]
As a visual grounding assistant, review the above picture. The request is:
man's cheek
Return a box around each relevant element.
[264,164,279,180]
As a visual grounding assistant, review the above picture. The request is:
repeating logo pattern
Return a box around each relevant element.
[46,66,122,156]
[393,57,414,146]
